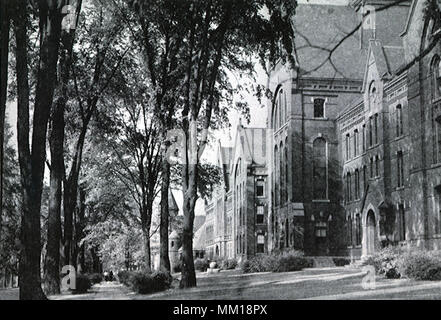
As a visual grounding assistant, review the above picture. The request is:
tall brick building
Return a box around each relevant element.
[267,0,441,259]
[203,0,441,262]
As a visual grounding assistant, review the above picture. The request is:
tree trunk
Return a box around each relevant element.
[44,98,64,295]
[180,119,198,288]
[44,0,81,293]
[14,0,63,300]
[0,0,10,240]
[142,225,152,272]
[75,187,86,272]
[159,160,171,273]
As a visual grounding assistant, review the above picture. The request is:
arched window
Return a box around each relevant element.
[314,98,325,118]
[369,81,377,110]
[431,55,441,100]
[313,138,327,200]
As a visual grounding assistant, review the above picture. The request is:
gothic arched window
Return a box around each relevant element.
[313,137,327,200]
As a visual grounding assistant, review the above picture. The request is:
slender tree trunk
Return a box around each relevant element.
[159,160,171,273]
[180,119,198,288]
[0,0,10,240]
[75,187,86,272]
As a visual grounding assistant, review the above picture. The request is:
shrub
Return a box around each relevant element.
[398,251,441,281]
[222,259,238,270]
[117,270,135,286]
[194,258,209,272]
[333,257,351,267]
[362,247,402,279]
[87,273,103,284]
[275,254,313,272]
[130,271,173,294]
[242,254,279,273]
[73,274,92,294]
[241,250,311,273]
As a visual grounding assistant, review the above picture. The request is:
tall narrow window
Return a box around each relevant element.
[347,215,353,246]
[435,116,441,163]
[280,142,284,204]
[436,186,441,235]
[285,144,289,204]
[374,113,379,145]
[369,117,373,147]
[362,124,366,152]
[256,206,264,224]
[363,165,367,193]
[313,138,327,200]
[356,214,362,246]
[397,151,404,188]
[396,104,403,137]
[375,155,380,177]
[278,90,283,128]
[369,83,377,110]
[274,146,279,206]
[355,169,360,200]
[346,134,350,160]
[314,98,325,118]
[347,172,352,202]
[257,235,265,253]
[431,55,441,100]
[256,179,265,197]
[354,129,359,157]
[399,204,406,241]
[370,157,374,178]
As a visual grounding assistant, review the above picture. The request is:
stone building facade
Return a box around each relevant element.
[202,0,441,262]
[204,124,269,262]
[267,0,414,258]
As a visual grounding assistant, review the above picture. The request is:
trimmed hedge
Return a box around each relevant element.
[242,250,312,273]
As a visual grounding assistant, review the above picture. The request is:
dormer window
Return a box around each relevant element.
[314,98,325,118]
